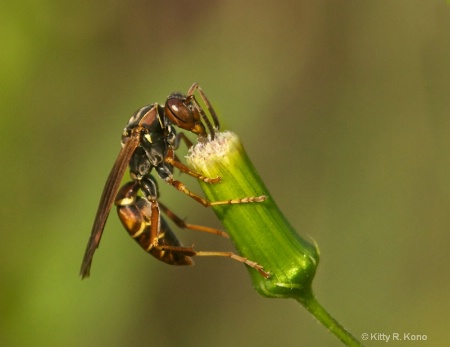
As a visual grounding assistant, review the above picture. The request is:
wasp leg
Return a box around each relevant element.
[164,151,221,184]
[164,176,266,207]
[159,202,229,239]
[173,132,194,149]
[157,203,269,278]
[152,243,270,278]
[195,251,270,278]
[167,137,213,182]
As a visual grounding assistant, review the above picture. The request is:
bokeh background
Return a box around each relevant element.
[1,1,449,346]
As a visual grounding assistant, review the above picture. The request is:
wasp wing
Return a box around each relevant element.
[79,133,140,278]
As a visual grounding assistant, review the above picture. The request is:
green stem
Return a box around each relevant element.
[299,290,363,346]
[187,131,362,346]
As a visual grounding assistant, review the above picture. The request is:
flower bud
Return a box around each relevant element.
[187,131,319,298]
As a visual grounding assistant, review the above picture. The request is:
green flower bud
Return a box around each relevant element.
[187,131,319,299]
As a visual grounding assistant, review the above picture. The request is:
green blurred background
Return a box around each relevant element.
[1,1,449,346]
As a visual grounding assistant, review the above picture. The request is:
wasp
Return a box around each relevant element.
[80,83,269,279]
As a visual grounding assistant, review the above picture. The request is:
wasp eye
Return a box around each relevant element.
[166,99,193,125]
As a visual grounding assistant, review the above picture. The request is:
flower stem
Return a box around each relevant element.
[299,290,363,346]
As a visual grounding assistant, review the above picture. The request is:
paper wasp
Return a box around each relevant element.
[80,83,269,279]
